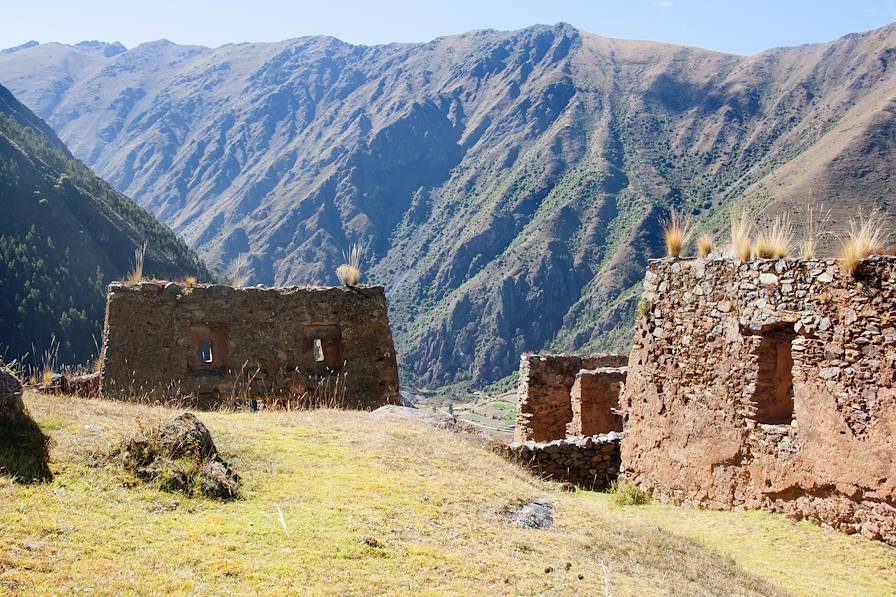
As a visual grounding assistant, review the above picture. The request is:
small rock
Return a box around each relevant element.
[506,498,554,530]
[819,367,840,380]
[23,540,46,552]
[199,460,241,499]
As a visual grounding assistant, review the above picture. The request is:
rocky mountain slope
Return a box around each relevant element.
[1,24,894,387]
[0,83,212,364]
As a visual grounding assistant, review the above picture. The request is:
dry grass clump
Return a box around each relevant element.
[662,210,692,258]
[229,252,249,288]
[839,211,887,276]
[25,338,59,386]
[729,209,754,262]
[127,241,147,284]
[753,214,794,259]
[696,234,714,258]
[801,201,832,259]
[336,243,362,287]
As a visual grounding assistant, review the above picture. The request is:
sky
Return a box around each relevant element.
[2,0,896,56]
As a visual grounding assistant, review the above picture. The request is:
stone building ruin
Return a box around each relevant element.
[514,353,628,442]
[621,257,896,544]
[100,282,400,409]
[507,353,628,490]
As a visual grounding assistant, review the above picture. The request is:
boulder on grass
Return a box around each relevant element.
[0,366,25,420]
[154,413,216,461]
[119,413,239,499]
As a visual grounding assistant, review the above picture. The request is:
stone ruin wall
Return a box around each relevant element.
[567,367,626,437]
[621,257,896,544]
[514,353,628,442]
[510,353,628,490]
[500,433,623,490]
[100,282,400,410]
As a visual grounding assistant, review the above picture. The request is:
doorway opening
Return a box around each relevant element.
[749,326,796,425]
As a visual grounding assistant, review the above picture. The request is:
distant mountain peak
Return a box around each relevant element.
[73,40,127,56]
[0,40,39,55]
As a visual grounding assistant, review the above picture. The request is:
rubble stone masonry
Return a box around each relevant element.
[100,282,400,409]
[566,367,627,437]
[500,433,623,490]
[515,353,628,442]
[621,257,896,544]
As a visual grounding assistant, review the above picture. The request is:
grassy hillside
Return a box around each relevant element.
[0,84,213,365]
[1,393,894,595]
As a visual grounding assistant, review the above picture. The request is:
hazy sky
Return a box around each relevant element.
[2,0,895,55]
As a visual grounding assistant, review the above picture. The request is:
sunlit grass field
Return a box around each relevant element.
[1,392,894,595]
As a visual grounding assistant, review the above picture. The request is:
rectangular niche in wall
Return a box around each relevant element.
[748,324,797,425]
[300,324,342,368]
[185,325,230,371]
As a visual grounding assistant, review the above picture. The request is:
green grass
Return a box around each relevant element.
[2,393,894,595]
[578,492,896,596]
[609,479,651,506]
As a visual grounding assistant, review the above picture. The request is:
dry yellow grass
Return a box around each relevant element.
[127,241,147,284]
[2,393,895,595]
[801,200,832,259]
[839,211,887,276]
[729,209,754,261]
[696,234,714,258]
[230,252,249,287]
[662,211,691,258]
[753,214,794,259]
[335,264,361,287]
[336,244,362,287]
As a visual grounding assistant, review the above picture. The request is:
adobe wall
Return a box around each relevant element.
[499,432,623,490]
[621,257,896,544]
[566,367,626,437]
[99,282,400,409]
[514,353,628,442]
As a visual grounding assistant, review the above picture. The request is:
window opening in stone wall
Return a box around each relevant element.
[199,340,214,364]
[313,338,325,362]
[750,327,796,425]
[186,325,228,371]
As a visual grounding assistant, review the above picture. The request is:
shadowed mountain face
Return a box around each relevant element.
[2,23,895,387]
[0,83,212,364]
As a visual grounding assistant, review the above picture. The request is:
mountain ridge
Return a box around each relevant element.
[0,82,213,364]
[9,19,896,56]
[1,22,894,387]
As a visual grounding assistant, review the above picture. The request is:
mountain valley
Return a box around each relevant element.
[2,23,895,386]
